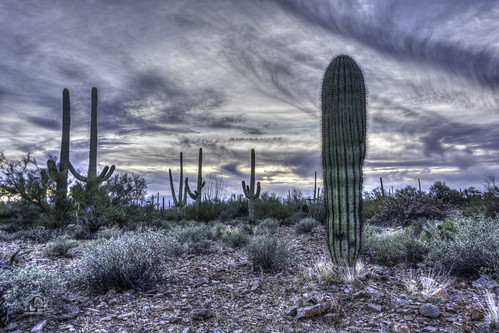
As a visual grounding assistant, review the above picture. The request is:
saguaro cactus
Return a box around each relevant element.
[185,148,205,220]
[321,55,367,266]
[242,149,261,224]
[68,87,115,192]
[46,88,71,212]
[169,152,188,221]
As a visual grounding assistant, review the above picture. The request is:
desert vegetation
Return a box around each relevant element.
[1,61,498,331]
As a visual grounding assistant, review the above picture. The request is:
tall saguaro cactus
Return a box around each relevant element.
[242,149,261,224]
[321,55,367,266]
[46,88,71,212]
[169,152,188,221]
[68,87,115,192]
[185,148,205,220]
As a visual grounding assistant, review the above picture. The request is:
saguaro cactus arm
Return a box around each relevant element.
[169,152,187,208]
[185,148,205,200]
[67,87,115,187]
[322,54,367,266]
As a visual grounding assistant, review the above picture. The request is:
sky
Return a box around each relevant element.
[1,0,498,203]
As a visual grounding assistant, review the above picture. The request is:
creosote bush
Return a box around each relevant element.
[71,229,168,294]
[245,234,290,271]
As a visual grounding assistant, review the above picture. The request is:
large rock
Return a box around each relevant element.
[419,303,440,318]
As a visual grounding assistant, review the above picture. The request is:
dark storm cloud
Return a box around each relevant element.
[275,0,499,90]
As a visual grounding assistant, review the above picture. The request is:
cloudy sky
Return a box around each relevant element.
[1,0,498,202]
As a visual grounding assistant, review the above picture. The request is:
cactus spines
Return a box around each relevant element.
[185,148,205,220]
[242,149,261,224]
[321,55,367,266]
[68,87,115,191]
[169,152,188,221]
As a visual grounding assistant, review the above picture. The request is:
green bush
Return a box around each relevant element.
[168,223,213,255]
[44,235,78,257]
[0,265,65,326]
[371,186,448,226]
[245,234,290,271]
[71,229,168,293]
[222,227,251,248]
[362,224,426,266]
[256,192,293,222]
[424,217,499,278]
[295,217,319,234]
[95,225,123,240]
[255,218,280,234]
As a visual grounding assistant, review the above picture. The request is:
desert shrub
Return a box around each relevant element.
[245,234,290,271]
[363,187,386,219]
[0,153,67,228]
[206,222,226,241]
[483,176,499,218]
[168,224,213,255]
[95,225,123,240]
[295,217,319,234]
[256,192,293,222]
[71,229,168,293]
[222,227,251,248]
[9,226,55,243]
[0,265,65,326]
[424,216,499,278]
[429,181,464,206]
[44,235,78,257]
[363,224,426,266]
[255,218,280,234]
[371,186,448,226]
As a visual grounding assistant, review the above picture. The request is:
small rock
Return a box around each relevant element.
[285,305,299,317]
[423,326,440,332]
[392,322,411,333]
[192,308,214,320]
[465,305,484,321]
[250,278,261,291]
[395,298,410,307]
[101,316,113,321]
[294,304,327,320]
[431,288,449,302]
[107,297,118,306]
[472,275,498,289]
[367,303,383,312]
[31,320,48,333]
[403,315,414,321]
[419,303,440,318]
[181,328,191,333]
[5,322,18,331]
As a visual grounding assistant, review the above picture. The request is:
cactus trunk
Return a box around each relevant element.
[68,87,115,194]
[321,55,367,266]
[242,149,261,224]
[169,152,187,221]
[185,148,205,220]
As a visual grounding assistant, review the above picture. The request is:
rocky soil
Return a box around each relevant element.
[1,226,498,333]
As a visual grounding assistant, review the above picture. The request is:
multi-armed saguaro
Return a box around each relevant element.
[321,55,367,266]
[185,148,205,219]
[68,87,115,192]
[169,152,188,221]
[242,149,261,224]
